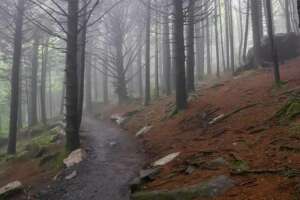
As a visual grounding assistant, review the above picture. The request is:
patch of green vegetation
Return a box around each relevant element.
[230,159,249,173]
[276,96,300,123]
[271,80,288,92]
[289,123,300,136]
[39,150,66,171]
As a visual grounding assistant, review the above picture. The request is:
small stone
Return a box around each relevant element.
[63,149,86,168]
[153,152,180,167]
[185,165,196,175]
[65,171,77,180]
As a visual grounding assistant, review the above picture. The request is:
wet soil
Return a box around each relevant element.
[40,117,143,200]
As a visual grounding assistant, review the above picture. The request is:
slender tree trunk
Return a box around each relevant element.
[40,36,49,125]
[137,46,143,98]
[29,29,40,126]
[186,0,195,92]
[162,7,171,95]
[144,0,151,105]
[243,0,250,63]
[218,0,226,71]
[238,0,244,64]
[85,54,92,112]
[206,12,212,75]
[173,0,187,110]
[65,0,80,152]
[266,0,280,85]
[214,0,220,77]
[103,54,109,104]
[285,0,292,32]
[251,0,263,67]
[77,0,88,124]
[224,0,230,71]
[7,0,25,154]
[17,67,23,129]
[154,3,159,98]
[228,0,235,72]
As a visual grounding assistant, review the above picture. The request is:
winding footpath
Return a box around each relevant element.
[41,117,143,200]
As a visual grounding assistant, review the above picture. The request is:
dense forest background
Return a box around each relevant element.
[0,0,298,153]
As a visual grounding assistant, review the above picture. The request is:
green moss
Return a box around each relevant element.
[230,160,249,173]
[276,97,300,123]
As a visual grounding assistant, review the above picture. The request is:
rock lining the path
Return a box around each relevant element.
[0,181,23,198]
[63,149,86,168]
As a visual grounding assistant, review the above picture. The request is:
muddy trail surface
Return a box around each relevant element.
[39,117,143,200]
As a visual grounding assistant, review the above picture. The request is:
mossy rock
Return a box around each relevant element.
[131,175,234,200]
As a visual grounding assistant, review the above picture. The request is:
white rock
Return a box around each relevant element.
[209,114,225,125]
[135,126,152,137]
[153,152,180,166]
[110,114,127,125]
[0,181,22,197]
[63,149,86,168]
[65,171,77,180]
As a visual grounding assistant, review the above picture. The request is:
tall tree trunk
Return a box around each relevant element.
[173,0,187,110]
[103,54,109,104]
[186,0,195,92]
[251,0,263,67]
[206,11,212,75]
[214,0,220,77]
[154,3,159,98]
[77,0,88,124]
[137,46,143,99]
[7,0,25,154]
[218,0,226,71]
[144,0,151,105]
[228,0,235,72]
[162,7,171,95]
[40,36,49,125]
[243,0,250,63]
[65,0,80,152]
[238,0,244,64]
[266,0,280,85]
[224,0,230,71]
[285,0,292,32]
[29,28,40,126]
[85,53,92,112]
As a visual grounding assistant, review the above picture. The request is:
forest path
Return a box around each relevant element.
[41,116,143,200]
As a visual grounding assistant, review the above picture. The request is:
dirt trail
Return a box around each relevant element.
[40,117,143,200]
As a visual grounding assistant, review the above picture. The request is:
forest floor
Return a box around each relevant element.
[105,58,300,200]
[0,117,143,200]
[37,117,143,200]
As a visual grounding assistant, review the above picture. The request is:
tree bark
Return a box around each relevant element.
[65,0,80,152]
[266,0,280,85]
[7,0,26,154]
[251,0,263,67]
[144,0,151,105]
[40,36,49,125]
[173,0,187,110]
[29,28,40,126]
[186,0,195,92]
[162,6,171,95]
